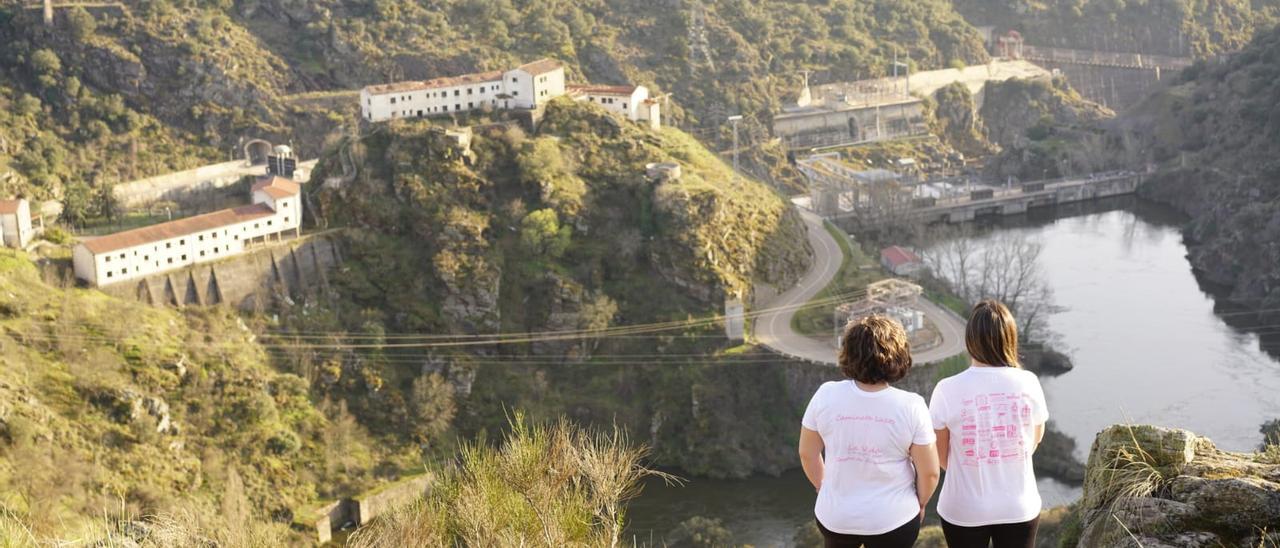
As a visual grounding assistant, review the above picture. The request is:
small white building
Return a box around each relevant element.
[73,177,302,287]
[880,245,924,277]
[567,84,662,129]
[0,198,33,249]
[359,59,566,123]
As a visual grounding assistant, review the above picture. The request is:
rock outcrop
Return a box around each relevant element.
[1073,425,1280,548]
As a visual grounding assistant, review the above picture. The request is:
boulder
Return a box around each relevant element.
[1072,424,1280,547]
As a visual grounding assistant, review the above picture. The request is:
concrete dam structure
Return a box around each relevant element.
[97,232,342,309]
[824,172,1143,231]
[1019,45,1194,110]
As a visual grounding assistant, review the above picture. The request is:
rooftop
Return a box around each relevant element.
[0,199,25,215]
[364,69,505,95]
[81,203,276,255]
[880,246,922,268]
[252,176,302,200]
[515,58,563,76]
[568,84,638,96]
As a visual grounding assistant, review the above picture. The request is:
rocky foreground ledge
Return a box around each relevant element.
[1073,425,1280,547]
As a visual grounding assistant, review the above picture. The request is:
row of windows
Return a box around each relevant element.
[396,100,504,117]
[104,244,236,279]
[386,84,504,105]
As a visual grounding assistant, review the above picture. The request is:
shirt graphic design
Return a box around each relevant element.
[957,392,1034,467]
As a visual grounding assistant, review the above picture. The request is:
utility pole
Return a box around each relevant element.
[727,115,743,173]
[892,50,910,97]
[42,0,53,25]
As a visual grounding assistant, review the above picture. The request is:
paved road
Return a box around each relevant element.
[755,207,967,365]
[755,209,845,363]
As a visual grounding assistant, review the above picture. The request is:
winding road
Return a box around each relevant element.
[755,208,967,365]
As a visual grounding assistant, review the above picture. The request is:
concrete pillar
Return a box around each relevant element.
[42,0,53,25]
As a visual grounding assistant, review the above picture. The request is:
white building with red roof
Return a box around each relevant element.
[0,198,33,249]
[72,176,303,286]
[880,245,924,276]
[566,84,661,129]
[359,59,566,122]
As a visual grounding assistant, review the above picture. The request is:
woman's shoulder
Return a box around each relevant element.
[886,386,928,406]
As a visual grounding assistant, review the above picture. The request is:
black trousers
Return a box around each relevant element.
[940,517,1040,548]
[815,516,920,548]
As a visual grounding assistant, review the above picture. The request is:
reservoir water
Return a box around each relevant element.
[628,198,1280,546]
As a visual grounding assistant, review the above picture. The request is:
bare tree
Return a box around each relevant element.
[921,229,1056,340]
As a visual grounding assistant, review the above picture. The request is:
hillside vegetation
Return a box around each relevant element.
[955,0,1279,57]
[1115,25,1280,313]
[285,100,817,477]
[0,0,991,206]
[0,252,410,544]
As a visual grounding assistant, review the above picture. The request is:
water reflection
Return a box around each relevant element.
[930,197,1280,459]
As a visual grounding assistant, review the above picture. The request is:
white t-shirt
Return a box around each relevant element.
[802,380,936,535]
[929,366,1049,526]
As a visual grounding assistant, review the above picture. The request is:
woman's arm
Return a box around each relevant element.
[934,428,950,471]
[1033,423,1045,452]
[910,442,941,520]
[798,427,825,491]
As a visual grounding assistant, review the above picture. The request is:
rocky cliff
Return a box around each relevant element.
[979,76,1116,181]
[1113,26,1280,314]
[1068,425,1280,547]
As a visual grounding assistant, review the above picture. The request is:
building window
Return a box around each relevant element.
[179,239,185,245]
[143,255,149,261]
[468,102,473,109]
[105,256,111,263]
[454,90,460,96]
[456,104,461,111]
[254,223,260,229]
[199,235,204,241]
[200,250,205,257]
[121,269,126,276]
[512,77,517,83]
[267,220,273,226]
[285,217,290,222]
[181,254,187,261]
[107,271,113,278]
[390,97,396,104]
[167,258,173,264]
[513,91,519,96]
[467,88,472,95]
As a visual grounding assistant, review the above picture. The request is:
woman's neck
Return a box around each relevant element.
[854,380,889,392]
[971,359,996,368]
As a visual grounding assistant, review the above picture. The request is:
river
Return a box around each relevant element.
[627,197,1280,546]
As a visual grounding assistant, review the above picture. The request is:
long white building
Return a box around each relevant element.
[360,59,566,122]
[73,177,302,287]
[360,60,663,129]
[0,199,33,249]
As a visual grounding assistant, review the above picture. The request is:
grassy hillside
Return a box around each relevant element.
[0,251,417,543]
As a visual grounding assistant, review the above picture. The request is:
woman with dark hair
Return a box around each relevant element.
[799,315,940,548]
[929,299,1049,548]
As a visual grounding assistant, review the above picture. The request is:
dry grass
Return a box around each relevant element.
[0,504,288,547]
[346,413,673,548]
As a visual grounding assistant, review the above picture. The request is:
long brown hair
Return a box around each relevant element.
[965,299,1020,367]
[839,315,913,383]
